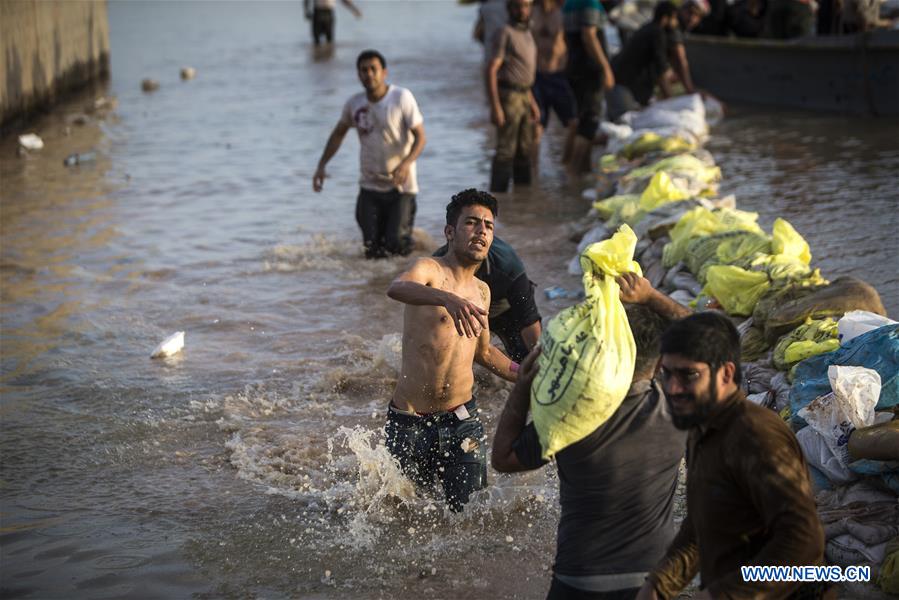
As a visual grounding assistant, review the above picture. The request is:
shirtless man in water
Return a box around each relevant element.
[385,189,519,511]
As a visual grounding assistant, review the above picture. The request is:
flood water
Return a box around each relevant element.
[1,2,897,598]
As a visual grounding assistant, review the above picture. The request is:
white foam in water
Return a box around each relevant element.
[263,233,416,277]
[203,328,561,580]
[264,235,359,273]
[371,333,402,374]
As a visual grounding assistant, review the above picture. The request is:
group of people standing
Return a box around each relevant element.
[307,6,834,600]
[475,0,714,189]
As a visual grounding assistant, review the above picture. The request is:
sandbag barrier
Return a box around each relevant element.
[565,94,899,592]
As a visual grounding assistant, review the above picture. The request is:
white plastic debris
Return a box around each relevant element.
[837,310,897,346]
[18,133,44,151]
[151,331,185,358]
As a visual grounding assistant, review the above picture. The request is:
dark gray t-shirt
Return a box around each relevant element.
[513,379,686,577]
[491,23,538,87]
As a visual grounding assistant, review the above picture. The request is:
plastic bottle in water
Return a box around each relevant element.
[63,152,96,166]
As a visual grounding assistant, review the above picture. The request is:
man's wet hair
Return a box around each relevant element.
[660,312,743,384]
[653,1,677,22]
[626,304,671,377]
[357,49,386,70]
[445,189,498,226]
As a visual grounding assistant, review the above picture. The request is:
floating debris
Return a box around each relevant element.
[151,331,185,358]
[17,133,43,151]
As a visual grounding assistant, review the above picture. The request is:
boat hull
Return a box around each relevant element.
[684,31,899,116]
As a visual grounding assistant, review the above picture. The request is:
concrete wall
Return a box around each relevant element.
[1,0,110,130]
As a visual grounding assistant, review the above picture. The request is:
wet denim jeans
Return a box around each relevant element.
[385,398,487,512]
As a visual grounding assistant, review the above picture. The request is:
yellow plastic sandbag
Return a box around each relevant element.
[772,218,811,265]
[638,171,692,212]
[772,317,839,370]
[531,225,642,460]
[702,265,770,316]
[593,194,639,221]
[663,207,764,267]
[716,232,771,266]
[599,154,624,173]
[782,339,840,365]
[625,154,721,185]
[621,132,695,159]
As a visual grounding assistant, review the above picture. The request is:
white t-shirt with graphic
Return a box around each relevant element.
[339,85,424,194]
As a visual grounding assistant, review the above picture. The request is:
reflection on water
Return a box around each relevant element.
[1,1,897,598]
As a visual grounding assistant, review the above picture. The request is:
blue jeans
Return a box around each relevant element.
[385,398,487,512]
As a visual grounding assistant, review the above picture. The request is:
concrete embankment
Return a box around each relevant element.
[1,0,109,132]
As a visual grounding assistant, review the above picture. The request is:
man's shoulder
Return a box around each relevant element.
[560,382,685,459]
[347,89,368,103]
[407,255,445,278]
[725,398,796,450]
[388,85,417,102]
[488,237,526,280]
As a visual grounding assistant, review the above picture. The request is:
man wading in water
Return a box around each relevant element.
[385,189,518,511]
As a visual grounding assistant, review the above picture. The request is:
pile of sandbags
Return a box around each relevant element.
[569,93,898,594]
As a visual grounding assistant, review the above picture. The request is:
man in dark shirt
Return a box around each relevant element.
[562,0,615,172]
[435,236,541,362]
[637,312,831,600]
[493,274,691,599]
[669,0,708,97]
[607,1,681,122]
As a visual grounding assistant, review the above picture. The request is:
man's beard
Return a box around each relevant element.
[452,239,487,267]
[668,376,718,430]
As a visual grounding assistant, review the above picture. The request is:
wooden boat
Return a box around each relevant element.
[684,30,899,116]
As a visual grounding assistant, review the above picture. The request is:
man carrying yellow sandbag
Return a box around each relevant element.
[530,224,646,459]
[492,273,691,598]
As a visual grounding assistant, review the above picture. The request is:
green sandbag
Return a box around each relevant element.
[741,326,771,362]
[663,207,764,268]
[764,277,887,343]
[685,231,771,284]
[752,280,827,333]
[772,317,839,371]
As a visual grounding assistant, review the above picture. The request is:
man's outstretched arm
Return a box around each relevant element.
[313,120,351,192]
[617,272,691,320]
[387,258,488,338]
[473,282,517,381]
[341,0,362,18]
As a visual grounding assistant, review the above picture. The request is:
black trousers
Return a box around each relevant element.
[355,188,416,259]
[312,8,334,45]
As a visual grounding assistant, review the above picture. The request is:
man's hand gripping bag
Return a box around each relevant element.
[530,225,641,460]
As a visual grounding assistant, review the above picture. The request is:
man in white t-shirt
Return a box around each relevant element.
[313,50,427,258]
